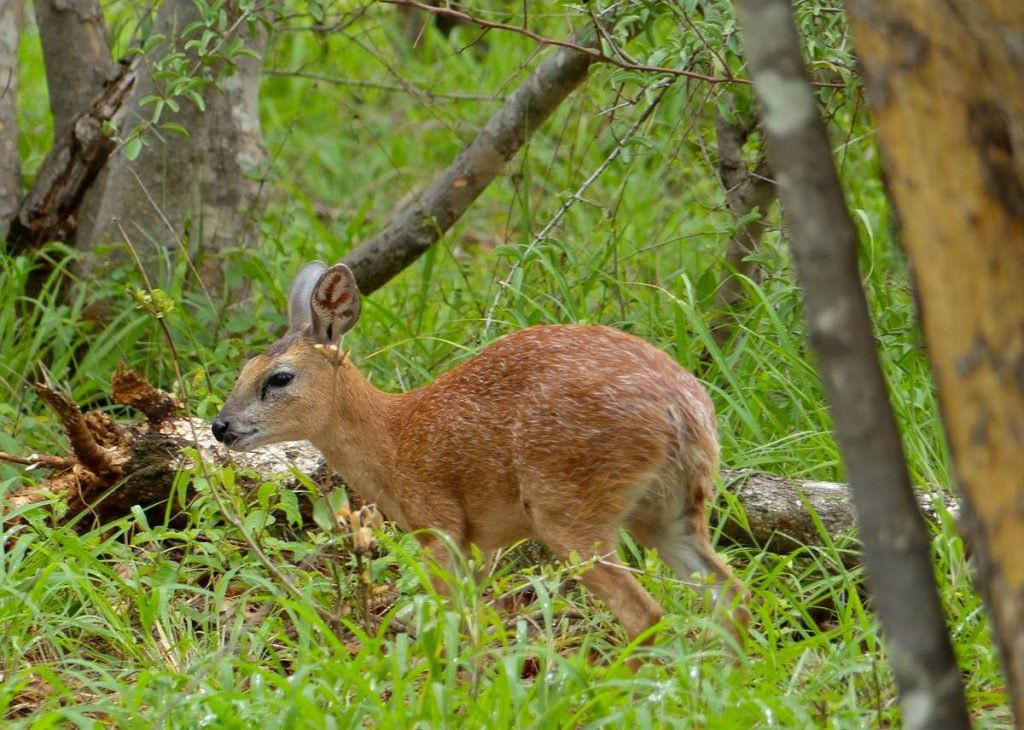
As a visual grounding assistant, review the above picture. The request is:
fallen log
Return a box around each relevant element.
[1,369,960,565]
[719,470,960,567]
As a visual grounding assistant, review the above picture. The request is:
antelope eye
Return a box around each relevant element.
[267,372,294,388]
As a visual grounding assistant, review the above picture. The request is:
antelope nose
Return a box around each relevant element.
[211,418,230,442]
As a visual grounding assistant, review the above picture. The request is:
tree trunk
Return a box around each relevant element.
[78,0,268,293]
[35,0,117,142]
[709,97,777,350]
[0,0,21,236]
[732,0,970,727]
[188,26,268,293]
[847,0,1024,722]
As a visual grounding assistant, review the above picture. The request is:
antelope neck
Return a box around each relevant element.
[309,356,409,515]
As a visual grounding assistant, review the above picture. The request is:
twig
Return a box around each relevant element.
[380,0,846,89]
[382,0,737,84]
[0,451,76,470]
[263,69,499,102]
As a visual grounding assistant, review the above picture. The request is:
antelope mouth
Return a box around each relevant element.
[224,429,262,451]
[212,425,262,451]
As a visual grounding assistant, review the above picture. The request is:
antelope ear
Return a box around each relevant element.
[288,261,328,332]
[309,263,361,346]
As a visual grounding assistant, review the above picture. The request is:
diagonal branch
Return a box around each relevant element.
[342,14,606,294]
[345,3,847,297]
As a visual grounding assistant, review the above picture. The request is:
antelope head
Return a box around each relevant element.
[212,262,362,450]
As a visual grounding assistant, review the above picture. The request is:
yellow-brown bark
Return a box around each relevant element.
[848,0,1024,719]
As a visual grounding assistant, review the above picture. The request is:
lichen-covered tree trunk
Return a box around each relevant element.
[78,0,268,293]
[0,0,21,236]
[733,0,970,726]
[847,1,1024,721]
[35,0,117,141]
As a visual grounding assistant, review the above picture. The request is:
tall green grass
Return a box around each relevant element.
[0,2,1008,727]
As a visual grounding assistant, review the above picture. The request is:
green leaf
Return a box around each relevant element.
[159,122,190,138]
[257,482,276,511]
[307,0,324,23]
[243,508,273,533]
[278,488,301,526]
[311,490,350,533]
[123,136,143,161]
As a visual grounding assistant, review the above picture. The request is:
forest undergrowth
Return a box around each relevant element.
[0,2,1008,727]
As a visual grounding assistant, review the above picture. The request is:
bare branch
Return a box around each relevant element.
[733,0,969,726]
[342,15,603,293]
[382,0,746,84]
[343,3,846,296]
[0,451,76,470]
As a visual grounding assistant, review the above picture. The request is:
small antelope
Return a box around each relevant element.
[213,262,749,653]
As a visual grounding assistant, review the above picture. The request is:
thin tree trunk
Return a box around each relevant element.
[732,1,970,727]
[710,98,777,349]
[34,0,116,142]
[0,0,21,236]
[79,0,267,293]
[847,1,1024,721]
